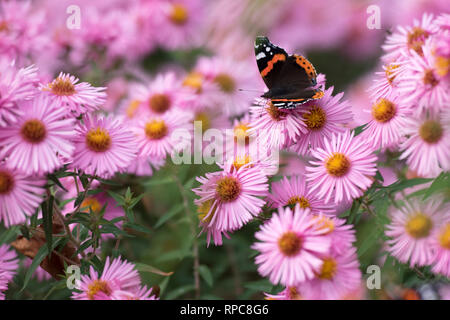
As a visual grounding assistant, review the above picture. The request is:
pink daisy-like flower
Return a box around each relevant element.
[109,285,158,300]
[298,247,362,300]
[430,218,450,277]
[399,111,450,178]
[306,131,378,204]
[368,62,402,101]
[397,40,449,114]
[193,163,268,232]
[0,164,45,227]
[126,154,165,177]
[134,110,192,160]
[0,244,18,281]
[40,72,106,116]
[195,198,231,247]
[252,205,331,286]
[382,13,438,62]
[289,87,353,155]
[193,56,261,115]
[72,115,137,178]
[312,214,356,255]
[248,99,307,150]
[0,272,8,300]
[0,95,75,175]
[385,198,446,267]
[265,286,303,300]
[0,60,38,126]
[134,72,193,117]
[267,176,334,215]
[181,70,223,112]
[359,95,412,150]
[72,256,142,300]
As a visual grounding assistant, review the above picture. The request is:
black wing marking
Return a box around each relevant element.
[254,36,288,90]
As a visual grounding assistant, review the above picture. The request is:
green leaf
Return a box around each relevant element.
[165,284,195,299]
[123,222,152,235]
[423,172,449,200]
[142,177,175,187]
[42,195,54,253]
[154,204,184,229]
[0,226,19,243]
[352,123,368,136]
[199,265,213,287]
[106,190,125,206]
[47,174,68,192]
[244,279,273,292]
[135,263,174,276]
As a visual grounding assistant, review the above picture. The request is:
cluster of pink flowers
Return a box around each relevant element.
[72,256,157,300]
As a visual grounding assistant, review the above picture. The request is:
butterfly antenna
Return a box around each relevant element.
[238,88,264,93]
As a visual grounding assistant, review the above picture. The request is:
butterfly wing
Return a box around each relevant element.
[254,36,288,90]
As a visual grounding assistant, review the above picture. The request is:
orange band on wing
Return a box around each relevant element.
[312,91,324,99]
[261,54,286,77]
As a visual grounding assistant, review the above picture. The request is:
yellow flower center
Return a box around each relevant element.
[385,63,399,84]
[288,287,302,300]
[372,98,396,123]
[317,257,338,280]
[81,197,102,214]
[303,105,326,130]
[145,120,168,140]
[213,73,236,93]
[286,196,310,209]
[407,27,430,55]
[194,112,211,131]
[49,77,76,96]
[169,3,188,25]
[325,153,351,177]
[405,212,433,238]
[215,176,241,202]
[232,155,252,171]
[313,216,335,234]
[438,223,450,249]
[182,72,203,93]
[21,119,47,143]
[423,69,439,87]
[197,199,216,224]
[0,171,14,194]
[419,120,443,144]
[266,103,285,121]
[234,122,251,144]
[435,55,450,77]
[149,93,171,114]
[126,100,141,118]
[278,231,302,256]
[86,128,111,152]
[87,280,111,300]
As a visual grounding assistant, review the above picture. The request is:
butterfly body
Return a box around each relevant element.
[255,36,323,109]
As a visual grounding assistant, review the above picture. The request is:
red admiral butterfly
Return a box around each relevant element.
[255,36,324,109]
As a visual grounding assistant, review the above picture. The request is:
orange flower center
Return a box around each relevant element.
[286,196,310,209]
[438,223,450,249]
[183,72,203,93]
[266,103,285,121]
[303,105,326,130]
[86,128,111,152]
[423,69,439,87]
[170,4,188,25]
[21,119,47,143]
[214,73,236,93]
[313,215,335,234]
[372,98,396,123]
[126,100,141,118]
[278,231,302,256]
[407,27,430,55]
[0,171,14,194]
[49,77,76,96]
[325,153,351,177]
[145,120,168,140]
[385,63,399,84]
[149,93,171,114]
[234,122,251,144]
[215,176,241,202]
[317,257,338,280]
[197,199,216,224]
[81,197,102,214]
[194,112,211,131]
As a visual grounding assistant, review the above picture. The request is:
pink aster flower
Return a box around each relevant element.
[382,13,438,62]
[71,256,142,300]
[430,219,450,277]
[368,62,402,101]
[399,111,450,178]
[193,56,261,115]
[396,40,449,114]
[193,163,268,232]
[265,286,303,300]
[312,215,356,256]
[126,155,165,177]
[0,60,38,126]
[298,247,362,300]
[40,72,106,116]
[359,95,412,150]
[0,95,75,175]
[385,198,446,267]
[0,164,45,227]
[72,115,137,178]
[195,198,231,247]
[289,87,353,155]
[109,285,158,300]
[248,99,307,150]
[267,175,334,215]
[0,273,8,300]
[134,110,192,160]
[0,244,18,281]
[252,205,331,286]
[306,131,378,204]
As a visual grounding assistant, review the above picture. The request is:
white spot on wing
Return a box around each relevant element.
[256,52,266,60]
